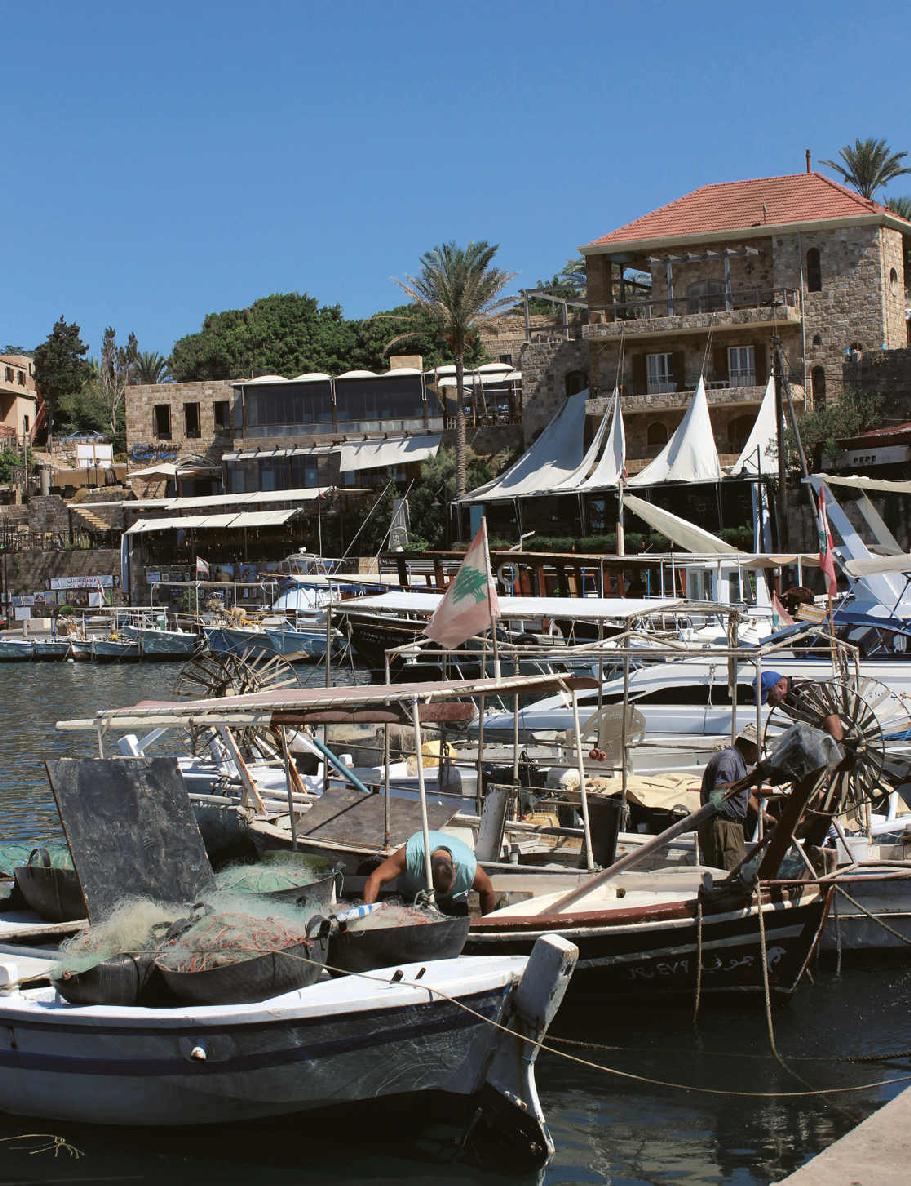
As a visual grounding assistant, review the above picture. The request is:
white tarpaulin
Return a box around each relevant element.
[128,463,178,479]
[629,376,721,486]
[843,554,911,577]
[125,487,334,512]
[333,591,683,620]
[579,387,626,492]
[730,376,777,476]
[337,435,441,473]
[125,508,300,534]
[816,473,911,497]
[230,509,301,528]
[463,390,589,502]
[622,494,740,554]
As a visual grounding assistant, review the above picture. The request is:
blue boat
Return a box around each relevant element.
[264,625,331,661]
[32,639,72,660]
[0,638,35,661]
[122,625,198,659]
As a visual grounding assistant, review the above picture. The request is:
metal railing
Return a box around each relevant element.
[590,287,800,322]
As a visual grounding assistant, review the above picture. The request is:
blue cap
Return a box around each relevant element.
[753,671,785,704]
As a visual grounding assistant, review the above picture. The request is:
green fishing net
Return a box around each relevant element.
[214,853,330,895]
[0,841,73,876]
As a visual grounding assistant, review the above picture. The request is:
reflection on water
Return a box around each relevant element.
[0,665,908,1184]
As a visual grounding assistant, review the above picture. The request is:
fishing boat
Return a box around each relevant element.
[204,625,275,658]
[122,624,199,658]
[0,637,35,660]
[91,637,141,661]
[0,931,576,1162]
[31,638,72,660]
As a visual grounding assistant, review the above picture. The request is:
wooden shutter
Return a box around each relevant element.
[632,353,647,394]
[671,351,686,390]
[712,346,729,385]
[754,343,768,386]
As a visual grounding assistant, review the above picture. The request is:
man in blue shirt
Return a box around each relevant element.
[698,725,769,871]
[363,829,497,913]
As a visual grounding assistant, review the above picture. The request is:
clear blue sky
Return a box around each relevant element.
[3,0,909,358]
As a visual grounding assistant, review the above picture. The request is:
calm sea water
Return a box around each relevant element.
[0,662,908,1185]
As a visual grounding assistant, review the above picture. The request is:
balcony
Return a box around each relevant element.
[584,287,801,340]
[241,415,444,443]
[586,381,805,417]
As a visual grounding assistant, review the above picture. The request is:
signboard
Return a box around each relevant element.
[76,443,114,469]
[147,571,161,585]
[49,575,114,591]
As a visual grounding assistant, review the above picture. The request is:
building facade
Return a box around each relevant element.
[577,170,910,468]
[0,353,38,445]
[124,379,239,464]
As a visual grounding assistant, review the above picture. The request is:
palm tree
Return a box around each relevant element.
[395,241,515,499]
[886,195,911,221]
[132,350,172,385]
[820,138,911,199]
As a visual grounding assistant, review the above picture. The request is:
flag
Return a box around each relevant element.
[424,519,499,650]
[772,591,794,627]
[817,488,837,598]
[195,556,210,578]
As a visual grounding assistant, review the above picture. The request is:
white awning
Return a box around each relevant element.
[124,487,335,512]
[231,509,300,528]
[129,463,177,479]
[623,494,740,554]
[125,508,301,535]
[463,390,589,502]
[729,376,777,476]
[844,553,911,577]
[337,434,441,473]
[437,371,521,388]
[629,375,722,486]
[333,591,683,620]
[817,473,911,496]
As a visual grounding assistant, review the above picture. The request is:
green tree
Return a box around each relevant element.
[99,328,139,442]
[533,256,587,300]
[405,446,494,548]
[133,350,171,384]
[170,293,359,381]
[887,196,911,220]
[0,448,21,484]
[821,138,911,199]
[394,242,515,498]
[33,317,92,440]
[786,390,885,468]
[351,303,487,372]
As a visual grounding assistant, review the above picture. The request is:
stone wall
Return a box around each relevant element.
[2,547,121,598]
[124,380,238,459]
[479,314,553,367]
[518,338,588,439]
[843,346,911,420]
[0,495,71,538]
[882,228,907,348]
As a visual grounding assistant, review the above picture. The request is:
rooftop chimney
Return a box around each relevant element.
[806,149,812,174]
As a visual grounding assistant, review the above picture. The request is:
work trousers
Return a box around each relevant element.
[697,817,745,872]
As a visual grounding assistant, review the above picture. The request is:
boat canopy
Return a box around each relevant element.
[331,591,683,620]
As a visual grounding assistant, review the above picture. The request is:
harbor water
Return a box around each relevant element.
[0,663,909,1185]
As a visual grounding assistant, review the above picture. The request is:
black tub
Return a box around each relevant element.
[53,953,165,1007]
[329,911,469,974]
[215,854,343,916]
[14,850,85,922]
[156,934,328,1006]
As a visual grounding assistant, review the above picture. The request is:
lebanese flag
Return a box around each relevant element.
[196,555,210,578]
[772,591,794,626]
[425,519,499,649]
[817,488,838,598]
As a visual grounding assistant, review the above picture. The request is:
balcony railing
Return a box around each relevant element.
[590,286,800,322]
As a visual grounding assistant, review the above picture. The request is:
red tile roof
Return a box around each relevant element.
[586,172,899,249]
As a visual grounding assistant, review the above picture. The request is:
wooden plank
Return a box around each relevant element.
[46,758,215,922]
[295,785,456,849]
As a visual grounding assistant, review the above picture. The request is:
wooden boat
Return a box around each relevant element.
[465,874,830,1000]
[0,638,34,660]
[122,625,198,658]
[0,934,577,1166]
[91,638,141,661]
[32,639,71,660]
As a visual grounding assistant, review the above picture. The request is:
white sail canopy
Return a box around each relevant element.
[622,494,739,554]
[579,387,626,492]
[730,376,777,476]
[629,375,721,486]
[462,390,589,502]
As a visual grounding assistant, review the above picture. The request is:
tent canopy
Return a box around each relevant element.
[623,494,739,554]
[629,376,721,487]
[729,376,777,476]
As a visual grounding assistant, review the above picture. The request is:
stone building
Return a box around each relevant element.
[124,379,239,463]
[579,170,911,468]
[0,353,38,444]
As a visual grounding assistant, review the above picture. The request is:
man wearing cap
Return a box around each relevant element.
[363,830,497,914]
[698,725,770,871]
[754,671,845,741]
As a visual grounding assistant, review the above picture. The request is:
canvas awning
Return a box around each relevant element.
[629,376,721,486]
[123,487,335,513]
[817,474,911,497]
[579,387,626,493]
[622,495,739,554]
[125,508,301,535]
[337,434,441,473]
[462,390,589,502]
[128,463,178,479]
[729,376,777,476]
[843,554,911,577]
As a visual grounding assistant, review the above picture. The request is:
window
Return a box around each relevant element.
[812,333,822,346]
[727,414,754,452]
[22,414,29,434]
[565,369,587,396]
[16,371,25,386]
[153,404,172,440]
[646,422,669,450]
[3,367,11,382]
[499,354,513,366]
[806,248,822,292]
[213,400,230,431]
[811,366,826,408]
[727,345,756,387]
[184,402,201,439]
[686,279,725,313]
[646,353,675,395]
[890,267,899,293]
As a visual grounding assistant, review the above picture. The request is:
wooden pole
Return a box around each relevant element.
[279,726,298,851]
[411,695,435,896]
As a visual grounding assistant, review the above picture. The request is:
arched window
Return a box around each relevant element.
[812,366,827,408]
[727,414,755,453]
[806,248,822,293]
[646,422,669,454]
[890,267,899,293]
[565,370,587,396]
[812,333,822,346]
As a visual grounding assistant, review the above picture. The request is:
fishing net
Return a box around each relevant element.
[337,902,440,932]
[214,854,330,895]
[54,898,186,976]
[155,892,316,974]
[0,841,72,876]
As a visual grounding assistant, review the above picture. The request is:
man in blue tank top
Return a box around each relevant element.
[363,829,497,913]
